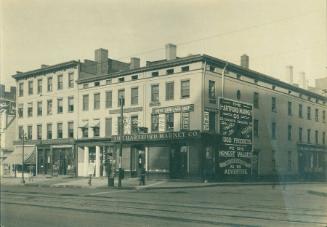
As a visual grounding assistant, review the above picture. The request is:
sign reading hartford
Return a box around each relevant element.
[218,98,253,176]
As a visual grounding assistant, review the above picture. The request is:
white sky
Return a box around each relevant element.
[1,0,326,88]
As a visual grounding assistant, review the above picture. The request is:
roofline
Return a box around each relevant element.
[12,60,80,80]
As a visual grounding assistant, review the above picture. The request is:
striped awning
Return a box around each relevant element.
[3,145,36,165]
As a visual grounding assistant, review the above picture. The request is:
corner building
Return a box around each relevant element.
[12,44,327,180]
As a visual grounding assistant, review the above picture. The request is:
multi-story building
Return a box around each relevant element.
[0,85,16,176]
[10,44,327,180]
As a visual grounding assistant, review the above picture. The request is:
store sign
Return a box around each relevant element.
[203,111,209,131]
[111,130,200,142]
[109,106,143,114]
[158,114,166,132]
[218,98,253,176]
[152,104,194,114]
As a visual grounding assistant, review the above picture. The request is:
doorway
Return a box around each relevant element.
[170,145,189,178]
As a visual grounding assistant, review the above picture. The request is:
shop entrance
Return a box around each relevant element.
[170,145,189,178]
[131,145,145,177]
[52,147,74,176]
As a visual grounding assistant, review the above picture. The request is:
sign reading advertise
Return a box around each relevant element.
[218,98,253,176]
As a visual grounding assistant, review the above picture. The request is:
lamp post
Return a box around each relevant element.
[118,95,125,188]
[21,131,27,184]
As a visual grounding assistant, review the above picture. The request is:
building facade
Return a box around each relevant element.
[11,44,327,180]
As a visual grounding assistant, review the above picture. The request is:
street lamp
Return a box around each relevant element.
[118,95,125,188]
[21,130,27,184]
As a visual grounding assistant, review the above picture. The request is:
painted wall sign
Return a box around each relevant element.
[109,106,143,114]
[203,111,209,131]
[111,130,200,142]
[218,98,253,176]
[152,104,194,114]
[158,114,166,132]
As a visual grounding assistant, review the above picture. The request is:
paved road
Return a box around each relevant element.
[1,184,327,226]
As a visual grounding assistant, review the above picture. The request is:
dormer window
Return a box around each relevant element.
[94,81,100,87]
[118,77,124,83]
[132,75,138,80]
[152,71,159,77]
[166,69,174,75]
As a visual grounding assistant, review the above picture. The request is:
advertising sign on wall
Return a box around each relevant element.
[218,98,253,176]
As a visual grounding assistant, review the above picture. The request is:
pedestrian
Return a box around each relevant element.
[139,166,146,186]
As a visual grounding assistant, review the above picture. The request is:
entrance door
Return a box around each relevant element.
[59,151,67,175]
[170,145,189,178]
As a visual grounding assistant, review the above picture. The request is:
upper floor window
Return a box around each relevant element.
[18,126,24,139]
[94,93,100,110]
[28,81,33,95]
[37,101,42,116]
[180,112,190,131]
[209,80,216,104]
[315,130,319,144]
[94,81,100,87]
[27,102,33,117]
[288,125,292,141]
[299,127,303,142]
[57,98,63,113]
[106,79,112,85]
[47,100,53,115]
[166,69,174,75]
[181,66,189,72]
[68,72,74,88]
[315,109,319,122]
[299,104,303,118]
[307,106,311,120]
[118,77,124,83]
[27,125,32,140]
[181,80,190,98]
[37,79,42,94]
[47,123,52,139]
[323,110,326,123]
[105,91,112,108]
[68,96,74,112]
[288,102,292,116]
[272,122,276,139]
[18,104,23,118]
[19,82,24,96]
[131,87,139,105]
[151,84,159,102]
[323,132,326,145]
[118,89,125,106]
[253,92,259,108]
[132,75,138,80]
[83,83,89,89]
[47,77,53,92]
[83,95,89,111]
[254,119,259,137]
[166,113,174,131]
[271,97,276,112]
[57,75,63,90]
[151,114,159,132]
[92,120,100,137]
[151,71,159,77]
[166,82,174,101]
[68,121,74,138]
[57,123,63,139]
[131,116,139,134]
[37,124,42,140]
[307,129,311,143]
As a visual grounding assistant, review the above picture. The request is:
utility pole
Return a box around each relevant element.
[118,95,124,188]
[21,131,26,184]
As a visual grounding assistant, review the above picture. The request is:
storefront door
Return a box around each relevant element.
[170,145,189,178]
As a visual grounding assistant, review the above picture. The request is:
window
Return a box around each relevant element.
[106,91,113,108]
[27,126,32,140]
[166,82,174,101]
[272,150,276,172]
[94,81,100,87]
[315,109,319,122]
[27,102,33,117]
[118,77,124,83]
[209,80,216,104]
[209,66,215,72]
[323,132,326,145]
[253,92,259,108]
[131,116,138,134]
[151,84,159,102]
[323,110,326,123]
[18,126,24,139]
[166,69,174,75]
[19,82,24,96]
[254,119,259,137]
[68,72,74,88]
[82,125,88,138]
[37,79,42,94]
[209,112,216,132]
[315,130,319,144]
[83,95,89,111]
[57,98,63,113]
[299,104,303,118]
[307,106,311,120]
[307,129,311,143]
[57,123,63,139]
[93,120,100,137]
[299,127,303,142]
[236,90,241,100]
[132,75,138,80]
[47,77,53,92]
[28,81,33,95]
[131,87,139,105]
[118,89,125,106]
[68,122,74,138]
[37,101,42,116]
[68,97,74,112]
[106,79,112,85]
[181,66,189,72]
[18,104,23,118]
[180,112,190,130]
[288,102,292,116]
[47,123,52,139]
[272,97,276,112]
[288,125,292,141]
[272,122,276,139]
[151,71,159,77]
[166,113,174,131]
[105,118,112,137]
[181,80,190,98]
[37,124,42,140]
[57,75,63,90]
[83,83,89,89]
[288,151,292,171]
[94,93,100,110]
[47,100,52,115]
[151,114,159,132]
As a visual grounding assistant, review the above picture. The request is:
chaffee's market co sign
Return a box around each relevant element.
[218,98,253,176]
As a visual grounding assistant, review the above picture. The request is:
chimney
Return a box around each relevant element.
[285,65,293,84]
[95,48,109,74]
[130,57,140,70]
[299,72,307,89]
[165,43,177,61]
[240,54,249,68]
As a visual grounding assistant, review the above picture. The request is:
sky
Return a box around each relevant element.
[0,0,326,89]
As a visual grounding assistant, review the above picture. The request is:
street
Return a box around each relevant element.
[1,183,327,226]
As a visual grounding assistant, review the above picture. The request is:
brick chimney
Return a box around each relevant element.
[165,43,177,61]
[95,48,109,74]
[240,54,249,68]
[130,57,140,70]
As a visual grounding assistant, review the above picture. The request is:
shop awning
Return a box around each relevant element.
[90,120,100,128]
[78,121,89,128]
[3,145,36,165]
